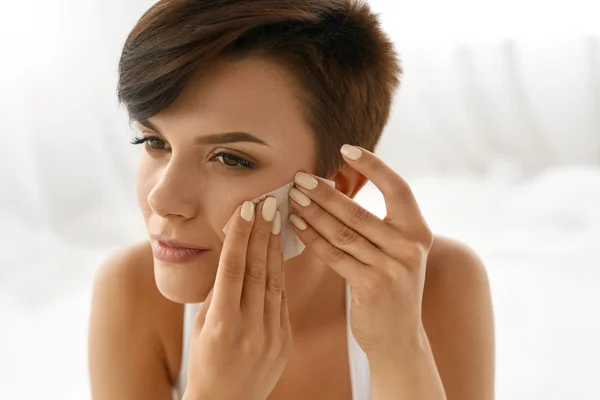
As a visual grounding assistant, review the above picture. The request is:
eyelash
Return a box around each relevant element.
[130,136,256,169]
[131,136,166,149]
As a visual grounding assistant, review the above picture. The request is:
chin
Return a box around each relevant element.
[153,260,217,304]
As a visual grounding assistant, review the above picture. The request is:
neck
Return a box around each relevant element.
[282,248,347,335]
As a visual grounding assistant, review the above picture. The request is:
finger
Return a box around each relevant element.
[240,197,277,324]
[264,211,283,332]
[339,145,428,231]
[293,172,398,254]
[289,189,383,266]
[289,213,367,284]
[195,287,215,327]
[212,201,255,314]
[280,269,291,333]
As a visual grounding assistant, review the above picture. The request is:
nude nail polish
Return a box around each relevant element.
[290,188,311,207]
[340,144,362,160]
[241,201,255,221]
[272,211,281,235]
[290,214,307,230]
[294,172,319,190]
[262,197,277,222]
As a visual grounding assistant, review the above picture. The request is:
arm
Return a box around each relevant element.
[421,238,495,400]
[88,247,176,400]
[287,146,494,399]
[369,334,447,400]
[368,238,495,399]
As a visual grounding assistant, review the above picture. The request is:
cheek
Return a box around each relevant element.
[202,187,252,242]
[202,179,285,240]
[136,157,156,222]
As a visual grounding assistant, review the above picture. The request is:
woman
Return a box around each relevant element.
[88,0,495,399]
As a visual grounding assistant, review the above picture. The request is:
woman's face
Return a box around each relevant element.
[136,57,317,303]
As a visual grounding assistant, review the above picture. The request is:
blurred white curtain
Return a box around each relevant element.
[0,0,152,245]
[0,0,599,245]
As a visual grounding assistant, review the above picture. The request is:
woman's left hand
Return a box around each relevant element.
[289,144,433,360]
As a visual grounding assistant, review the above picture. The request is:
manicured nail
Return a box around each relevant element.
[272,211,281,235]
[241,201,255,221]
[294,172,319,190]
[289,214,307,231]
[262,197,277,222]
[341,144,362,160]
[289,188,311,207]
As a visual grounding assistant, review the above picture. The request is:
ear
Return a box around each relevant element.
[328,162,368,199]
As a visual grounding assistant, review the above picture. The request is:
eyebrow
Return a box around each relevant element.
[137,119,269,146]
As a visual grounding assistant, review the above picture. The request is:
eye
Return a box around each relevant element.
[210,152,255,169]
[131,136,171,151]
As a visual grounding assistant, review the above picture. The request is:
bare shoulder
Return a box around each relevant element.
[92,241,157,302]
[422,235,493,325]
[91,241,183,337]
[89,241,183,400]
[421,235,495,399]
[424,235,490,293]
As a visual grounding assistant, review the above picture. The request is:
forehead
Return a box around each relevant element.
[152,56,314,151]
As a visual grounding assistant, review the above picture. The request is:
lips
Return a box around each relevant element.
[151,237,210,264]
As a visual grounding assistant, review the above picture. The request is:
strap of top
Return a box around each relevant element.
[345,283,372,400]
[175,302,201,398]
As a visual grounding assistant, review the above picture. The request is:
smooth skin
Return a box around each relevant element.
[184,200,291,400]
[88,57,495,400]
[290,146,446,398]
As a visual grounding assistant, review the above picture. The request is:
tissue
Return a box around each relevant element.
[222,179,335,260]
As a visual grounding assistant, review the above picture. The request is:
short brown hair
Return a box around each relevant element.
[118,0,401,176]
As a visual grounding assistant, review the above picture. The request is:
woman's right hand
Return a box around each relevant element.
[183,198,291,400]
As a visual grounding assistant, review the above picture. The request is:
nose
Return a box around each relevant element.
[147,161,198,220]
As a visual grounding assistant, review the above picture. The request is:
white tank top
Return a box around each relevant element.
[172,283,371,399]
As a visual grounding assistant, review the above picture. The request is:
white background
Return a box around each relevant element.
[0,0,599,399]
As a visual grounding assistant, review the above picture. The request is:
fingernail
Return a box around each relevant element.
[271,211,281,234]
[289,214,307,231]
[341,144,362,160]
[294,172,319,190]
[290,188,311,207]
[262,197,277,222]
[241,201,255,221]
